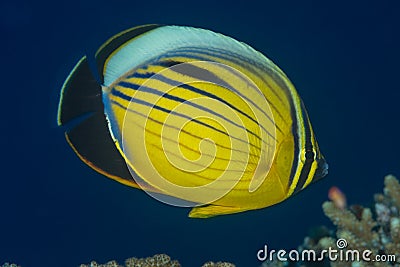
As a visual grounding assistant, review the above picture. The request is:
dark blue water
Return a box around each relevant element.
[1,1,399,266]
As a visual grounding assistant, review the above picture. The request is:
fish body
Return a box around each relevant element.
[58,25,328,218]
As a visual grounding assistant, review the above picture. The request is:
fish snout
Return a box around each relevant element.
[314,157,328,182]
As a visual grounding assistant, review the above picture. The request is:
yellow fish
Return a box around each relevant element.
[57,25,328,218]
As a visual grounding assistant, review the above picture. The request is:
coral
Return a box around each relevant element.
[79,254,236,267]
[259,259,285,267]
[201,262,235,267]
[318,175,400,267]
[79,254,180,267]
[261,175,400,267]
[322,201,380,253]
[382,175,400,211]
[124,254,181,267]
[1,264,20,267]
[79,260,121,267]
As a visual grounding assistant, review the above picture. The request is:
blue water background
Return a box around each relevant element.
[1,0,399,266]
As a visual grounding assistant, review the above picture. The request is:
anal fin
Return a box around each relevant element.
[189,204,250,218]
[65,111,140,188]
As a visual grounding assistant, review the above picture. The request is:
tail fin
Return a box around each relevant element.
[57,57,137,187]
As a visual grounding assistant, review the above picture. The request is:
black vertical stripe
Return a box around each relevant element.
[288,114,300,188]
[293,102,314,194]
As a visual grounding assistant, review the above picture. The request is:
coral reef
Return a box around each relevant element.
[320,175,400,267]
[79,254,236,267]
[201,262,235,267]
[79,254,180,267]
[1,264,20,267]
[260,175,400,267]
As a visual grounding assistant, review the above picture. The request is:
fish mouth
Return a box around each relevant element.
[313,157,329,182]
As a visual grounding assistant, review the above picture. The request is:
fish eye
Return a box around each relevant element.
[300,148,316,164]
[305,150,315,160]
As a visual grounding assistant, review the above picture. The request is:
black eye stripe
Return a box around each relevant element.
[293,102,314,194]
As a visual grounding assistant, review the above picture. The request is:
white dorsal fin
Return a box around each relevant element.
[103,25,268,87]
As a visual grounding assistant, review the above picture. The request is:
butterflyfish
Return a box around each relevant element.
[57,25,328,218]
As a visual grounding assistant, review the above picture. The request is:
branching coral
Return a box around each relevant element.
[316,175,400,267]
[79,254,181,267]
[259,259,285,267]
[79,254,236,267]
[372,175,400,264]
[322,202,380,253]
[124,254,181,267]
[201,262,235,267]
[261,175,400,267]
[382,175,400,211]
